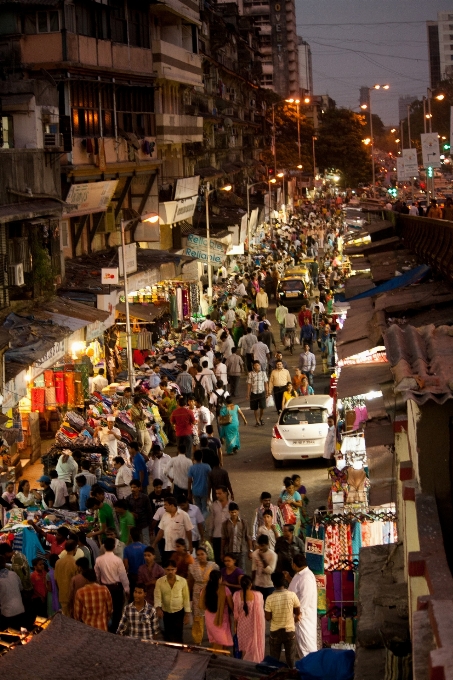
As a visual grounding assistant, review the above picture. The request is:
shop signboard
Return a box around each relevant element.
[185,233,227,265]
[86,313,115,342]
[64,180,118,217]
[31,340,66,380]
[159,196,198,224]
[421,132,441,168]
[118,243,137,277]
[174,176,200,200]
[101,268,119,284]
[402,148,419,177]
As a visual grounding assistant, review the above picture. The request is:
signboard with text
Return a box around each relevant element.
[421,132,441,168]
[185,233,227,265]
[118,243,138,277]
[402,148,419,177]
[159,196,198,224]
[65,180,118,217]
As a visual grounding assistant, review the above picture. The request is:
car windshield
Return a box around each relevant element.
[280,280,305,291]
[281,407,327,425]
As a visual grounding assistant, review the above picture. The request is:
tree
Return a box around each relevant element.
[315,108,372,186]
[261,95,315,172]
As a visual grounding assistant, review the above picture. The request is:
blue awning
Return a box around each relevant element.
[346,264,431,301]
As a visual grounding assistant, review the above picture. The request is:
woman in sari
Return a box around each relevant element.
[300,375,314,396]
[188,546,219,645]
[200,569,233,649]
[278,476,303,536]
[219,396,247,455]
[233,575,265,663]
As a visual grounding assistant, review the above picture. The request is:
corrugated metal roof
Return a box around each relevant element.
[337,362,393,398]
[116,302,168,322]
[374,281,453,314]
[0,199,62,223]
[384,323,453,405]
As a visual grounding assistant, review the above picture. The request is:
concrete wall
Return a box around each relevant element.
[0,150,60,205]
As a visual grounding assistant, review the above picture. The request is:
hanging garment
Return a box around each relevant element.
[176,286,183,321]
[86,138,93,153]
[361,521,371,547]
[170,294,178,327]
[351,521,362,559]
[305,525,325,574]
[45,387,57,409]
[324,524,341,572]
[31,387,45,413]
[55,372,65,405]
[12,411,24,443]
[369,520,384,546]
[182,287,189,318]
[44,370,55,388]
[345,467,368,504]
[64,372,76,407]
[74,371,84,406]
[21,527,45,566]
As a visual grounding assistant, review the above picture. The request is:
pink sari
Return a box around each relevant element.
[233,590,265,662]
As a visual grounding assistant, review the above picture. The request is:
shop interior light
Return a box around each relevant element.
[270,178,277,184]
[221,184,232,191]
[277,172,284,177]
[304,97,310,104]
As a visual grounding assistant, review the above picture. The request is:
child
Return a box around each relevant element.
[47,554,60,617]
[256,508,279,550]
[31,557,48,618]
[75,474,92,512]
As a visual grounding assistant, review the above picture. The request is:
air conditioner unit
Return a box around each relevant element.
[8,263,24,286]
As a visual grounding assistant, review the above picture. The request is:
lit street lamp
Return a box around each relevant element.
[360,84,390,195]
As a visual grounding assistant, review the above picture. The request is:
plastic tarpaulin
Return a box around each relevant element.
[296,648,355,680]
[345,264,430,301]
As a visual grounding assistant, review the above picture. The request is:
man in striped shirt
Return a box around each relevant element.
[247,361,269,426]
[74,568,113,631]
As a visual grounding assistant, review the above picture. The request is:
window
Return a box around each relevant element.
[71,81,101,137]
[128,5,150,48]
[116,86,155,136]
[109,0,127,44]
[36,10,60,33]
[75,3,95,37]
[281,408,327,425]
[261,74,273,84]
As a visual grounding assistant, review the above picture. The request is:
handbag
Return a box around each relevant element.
[266,394,275,408]
[218,412,232,426]
[281,502,297,525]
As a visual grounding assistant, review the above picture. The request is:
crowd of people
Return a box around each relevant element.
[0,199,347,666]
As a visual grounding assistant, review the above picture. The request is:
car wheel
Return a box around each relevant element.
[273,456,283,468]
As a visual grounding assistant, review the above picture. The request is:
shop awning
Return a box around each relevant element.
[222,163,242,174]
[364,418,395,448]
[0,199,62,223]
[34,297,110,332]
[195,166,224,179]
[337,362,393,398]
[116,302,168,322]
[346,264,431,301]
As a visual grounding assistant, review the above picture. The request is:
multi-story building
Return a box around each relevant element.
[427,12,453,87]
[298,36,313,96]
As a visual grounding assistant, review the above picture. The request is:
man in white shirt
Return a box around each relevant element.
[166,444,193,496]
[252,534,277,601]
[91,368,108,393]
[56,450,78,485]
[147,444,172,491]
[252,339,270,371]
[178,496,205,548]
[286,553,318,657]
[238,328,258,372]
[323,416,336,460]
[214,357,228,385]
[49,470,68,508]
[153,497,193,560]
[409,203,418,216]
[275,302,289,342]
[95,416,122,461]
[223,307,236,330]
[199,361,217,395]
[310,296,325,314]
[94,537,130,631]
[73,460,97,492]
[113,456,133,499]
[196,400,212,434]
[200,315,216,332]
[219,332,235,359]
[234,278,247,297]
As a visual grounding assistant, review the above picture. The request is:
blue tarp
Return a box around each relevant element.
[345,264,430,301]
[296,648,355,680]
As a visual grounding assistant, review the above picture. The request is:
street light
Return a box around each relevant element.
[285,97,304,165]
[365,84,390,195]
[204,183,231,303]
[120,210,159,387]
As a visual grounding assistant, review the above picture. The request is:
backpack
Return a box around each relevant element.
[194,375,208,406]
[213,389,226,417]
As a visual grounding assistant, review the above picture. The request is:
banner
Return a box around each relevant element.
[118,242,137,276]
[65,180,118,216]
[185,233,227,265]
[239,213,247,244]
[402,148,419,177]
[421,132,441,168]
[159,196,198,224]
[174,176,200,200]
[396,157,406,182]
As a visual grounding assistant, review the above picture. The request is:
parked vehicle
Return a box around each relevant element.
[276,277,309,309]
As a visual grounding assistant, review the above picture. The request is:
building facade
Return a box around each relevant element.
[297,36,313,96]
[427,12,453,87]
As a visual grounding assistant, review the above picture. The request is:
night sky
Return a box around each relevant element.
[295,0,453,124]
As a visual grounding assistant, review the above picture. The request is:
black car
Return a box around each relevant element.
[276,278,308,309]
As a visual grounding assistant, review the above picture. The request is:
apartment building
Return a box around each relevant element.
[427,12,453,88]
[298,36,313,96]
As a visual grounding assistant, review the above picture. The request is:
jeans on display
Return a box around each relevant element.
[269,628,297,668]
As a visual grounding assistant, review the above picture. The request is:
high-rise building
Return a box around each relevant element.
[298,36,313,96]
[359,87,370,109]
[238,0,300,96]
[398,95,418,122]
[427,12,453,87]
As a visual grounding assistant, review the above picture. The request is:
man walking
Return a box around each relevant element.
[252,492,284,546]
[256,287,269,317]
[166,444,192,497]
[170,397,196,459]
[265,571,301,668]
[117,583,160,640]
[54,539,78,616]
[74,568,113,631]
[94,537,130,632]
[127,479,153,545]
[238,327,258,372]
[269,360,292,413]
[176,363,195,397]
[300,317,315,350]
[221,502,253,569]
[275,300,289,343]
[285,554,318,657]
[323,416,336,461]
[225,347,244,397]
[299,343,316,386]
[247,360,269,427]
[252,338,270,372]
[252,534,277,602]
[154,561,191,643]
[130,395,152,456]
[152,496,193,564]
[206,485,231,566]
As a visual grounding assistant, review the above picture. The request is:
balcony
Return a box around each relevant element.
[151,0,200,26]
[155,113,203,144]
[152,40,202,87]
[19,34,153,75]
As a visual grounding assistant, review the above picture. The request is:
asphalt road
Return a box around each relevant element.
[218,304,332,529]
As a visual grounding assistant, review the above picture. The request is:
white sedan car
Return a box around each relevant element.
[271,395,333,467]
